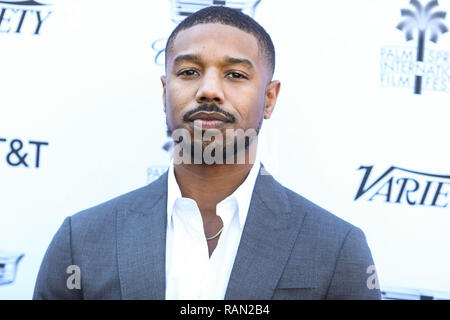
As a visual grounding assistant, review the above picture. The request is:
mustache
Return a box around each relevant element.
[183,103,236,123]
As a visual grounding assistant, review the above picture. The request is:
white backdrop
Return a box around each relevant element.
[1,0,449,299]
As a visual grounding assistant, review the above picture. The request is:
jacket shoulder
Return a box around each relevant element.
[72,184,151,222]
[71,171,168,228]
[278,184,380,299]
[67,171,168,257]
[282,186,355,235]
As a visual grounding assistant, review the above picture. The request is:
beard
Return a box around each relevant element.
[166,115,262,165]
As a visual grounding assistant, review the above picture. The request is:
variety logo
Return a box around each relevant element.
[0,0,52,35]
[380,0,449,95]
[355,165,450,208]
[0,251,24,285]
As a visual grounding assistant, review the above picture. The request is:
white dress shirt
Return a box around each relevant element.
[165,154,261,300]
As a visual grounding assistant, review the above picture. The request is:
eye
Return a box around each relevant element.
[226,72,248,80]
[177,69,199,77]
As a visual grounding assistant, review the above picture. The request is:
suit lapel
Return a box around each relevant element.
[225,168,307,299]
[115,165,307,300]
[116,171,168,299]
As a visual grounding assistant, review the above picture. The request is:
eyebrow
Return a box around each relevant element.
[224,56,254,69]
[173,54,200,65]
[173,54,254,69]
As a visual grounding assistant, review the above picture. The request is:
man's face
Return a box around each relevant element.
[161,23,279,162]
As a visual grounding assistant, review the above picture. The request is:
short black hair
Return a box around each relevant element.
[165,6,275,77]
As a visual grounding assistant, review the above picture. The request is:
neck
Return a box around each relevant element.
[173,143,258,219]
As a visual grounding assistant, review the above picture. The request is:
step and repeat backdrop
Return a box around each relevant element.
[1,0,449,299]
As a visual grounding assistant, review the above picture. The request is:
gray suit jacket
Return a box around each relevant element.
[33,166,381,300]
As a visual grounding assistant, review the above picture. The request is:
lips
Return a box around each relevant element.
[187,111,233,129]
[188,111,232,122]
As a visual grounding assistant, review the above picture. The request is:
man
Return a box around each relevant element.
[33,6,380,300]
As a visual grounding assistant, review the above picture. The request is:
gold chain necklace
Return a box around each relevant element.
[206,226,224,241]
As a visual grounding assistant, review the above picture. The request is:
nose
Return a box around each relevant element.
[195,70,225,105]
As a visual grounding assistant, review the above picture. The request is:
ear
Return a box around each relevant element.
[160,75,167,113]
[264,80,280,119]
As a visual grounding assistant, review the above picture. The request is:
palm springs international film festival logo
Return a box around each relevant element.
[0,1,52,35]
[355,165,450,208]
[380,0,449,95]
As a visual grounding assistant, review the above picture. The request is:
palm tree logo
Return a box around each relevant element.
[396,0,448,94]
